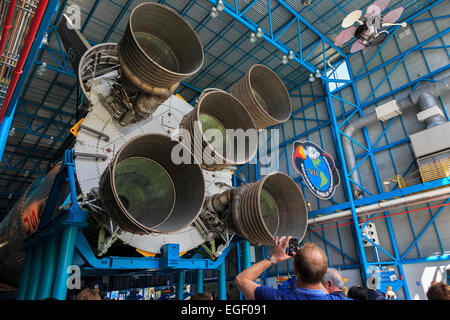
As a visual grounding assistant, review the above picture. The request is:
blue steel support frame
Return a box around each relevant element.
[16,149,89,300]
[196,269,204,294]
[16,148,237,299]
[176,270,184,300]
[207,0,348,75]
[4,0,450,301]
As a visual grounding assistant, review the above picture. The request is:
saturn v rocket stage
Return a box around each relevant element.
[0,3,308,285]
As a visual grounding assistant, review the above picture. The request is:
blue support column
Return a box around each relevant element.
[0,102,17,161]
[324,82,369,283]
[36,234,60,300]
[218,262,227,300]
[16,249,35,300]
[241,240,252,270]
[345,55,411,298]
[240,240,251,300]
[235,242,243,300]
[196,269,204,294]
[176,270,185,300]
[25,241,45,300]
[51,225,79,300]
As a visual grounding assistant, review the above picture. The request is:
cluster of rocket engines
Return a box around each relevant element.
[0,3,309,285]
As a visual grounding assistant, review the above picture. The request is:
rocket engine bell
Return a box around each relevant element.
[95,3,204,126]
[179,89,258,171]
[205,172,308,246]
[230,64,292,130]
[99,134,205,234]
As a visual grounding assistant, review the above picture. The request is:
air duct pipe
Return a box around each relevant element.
[308,184,450,225]
[205,172,308,246]
[397,76,450,128]
[343,75,450,198]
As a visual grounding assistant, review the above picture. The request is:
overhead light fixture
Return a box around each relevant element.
[210,7,219,18]
[308,73,315,82]
[255,27,264,38]
[281,55,288,65]
[42,32,48,46]
[8,127,15,137]
[288,50,295,60]
[315,69,321,78]
[37,62,47,76]
[24,170,30,178]
[216,0,225,12]
[249,32,257,43]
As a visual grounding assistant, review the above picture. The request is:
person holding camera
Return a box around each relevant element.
[234,236,348,300]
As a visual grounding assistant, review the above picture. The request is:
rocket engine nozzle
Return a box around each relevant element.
[99,134,205,234]
[209,172,308,246]
[179,89,258,171]
[230,64,292,130]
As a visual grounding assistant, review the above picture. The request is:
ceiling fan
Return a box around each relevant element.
[334,0,407,53]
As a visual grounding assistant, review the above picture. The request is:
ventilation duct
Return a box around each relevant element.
[342,75,450,198]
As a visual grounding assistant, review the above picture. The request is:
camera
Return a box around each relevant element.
[287,238,299,256]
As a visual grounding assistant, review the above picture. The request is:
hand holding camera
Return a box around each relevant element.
[270,236,300,264]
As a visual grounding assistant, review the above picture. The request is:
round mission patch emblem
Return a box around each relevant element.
[293,141,340,200]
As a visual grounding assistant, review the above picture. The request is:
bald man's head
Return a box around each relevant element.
[293,243,328,285]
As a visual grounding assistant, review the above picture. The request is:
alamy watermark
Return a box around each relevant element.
[171,123,281,175]
[67,265,81,290]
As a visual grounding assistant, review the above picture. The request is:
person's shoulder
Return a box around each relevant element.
[255,285,279,300]
[323,293,348,300]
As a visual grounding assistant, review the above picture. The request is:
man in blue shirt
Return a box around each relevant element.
[234,236,347,300]
[321,268,348,299]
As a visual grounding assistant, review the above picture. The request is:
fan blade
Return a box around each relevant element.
[350,40,366,53]
[334,26,356,46]
[383,7,404,24]
[365,0,390,17]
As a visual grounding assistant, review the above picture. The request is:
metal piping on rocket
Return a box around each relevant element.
[342,75,450,199]
[102,3,205,126]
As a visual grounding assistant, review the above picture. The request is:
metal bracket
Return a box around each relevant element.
[74,152,108,161]
[79,124,110,142]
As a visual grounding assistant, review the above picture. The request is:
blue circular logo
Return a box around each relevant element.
[293,141,340,200]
